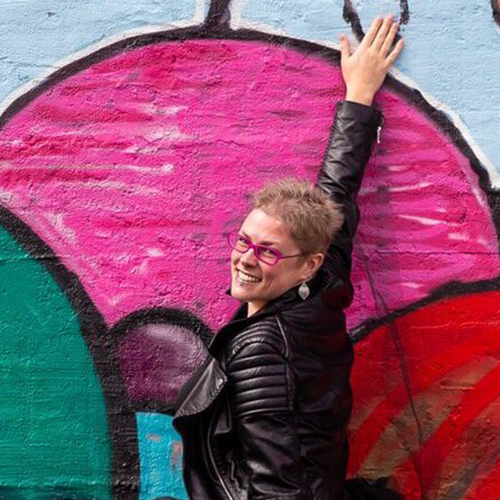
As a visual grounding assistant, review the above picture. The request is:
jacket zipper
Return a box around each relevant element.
[207,412,236,500]
[376,116,384,144]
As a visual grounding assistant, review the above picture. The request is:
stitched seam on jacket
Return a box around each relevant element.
[275,314,289,358]
[226,329,286,366]
[275,314,294,413]
[226,318,282,357]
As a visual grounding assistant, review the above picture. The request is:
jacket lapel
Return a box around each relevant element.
[174,355,228,419]
[174,274,327,420]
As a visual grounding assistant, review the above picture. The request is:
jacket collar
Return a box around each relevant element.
[208,270,325,355]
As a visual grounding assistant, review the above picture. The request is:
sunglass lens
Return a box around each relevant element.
[228,233,248,251]
[256,247,279,265]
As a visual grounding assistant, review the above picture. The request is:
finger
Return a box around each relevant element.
[339,35,351,65]
[380,21,399,57]
[372,15,394,51]
[385,38,404,67]
[359,16,384,50]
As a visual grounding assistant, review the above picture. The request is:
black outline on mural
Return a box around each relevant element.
[0,1,500,497]
[206,0,232,28]
[343,0,408,42]
[0,205,140,500]
[352,274,500,341]
[110,307,213,415]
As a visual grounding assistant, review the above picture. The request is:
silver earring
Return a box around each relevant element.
[298,282,310,301]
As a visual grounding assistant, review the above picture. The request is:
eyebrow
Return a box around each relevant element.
[241,231,279,247]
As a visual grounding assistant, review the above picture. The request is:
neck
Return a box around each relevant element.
[247,301,266,317]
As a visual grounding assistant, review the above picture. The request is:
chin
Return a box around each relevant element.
[231,279,260,303]
[230,283,250,302]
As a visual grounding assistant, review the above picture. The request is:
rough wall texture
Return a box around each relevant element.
[0,1,499,500]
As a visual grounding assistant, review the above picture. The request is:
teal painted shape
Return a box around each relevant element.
[137,412,187,500]
[0,225,113,500]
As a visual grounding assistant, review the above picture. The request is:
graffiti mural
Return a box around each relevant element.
[0,1,499,499]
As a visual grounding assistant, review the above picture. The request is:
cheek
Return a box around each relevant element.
[263,266,292,290]
[230,250,239,267]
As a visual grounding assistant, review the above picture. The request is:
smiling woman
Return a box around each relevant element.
[229,179,342,316]
[173,15,405,500]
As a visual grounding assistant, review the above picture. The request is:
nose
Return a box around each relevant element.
[239,247,259,266]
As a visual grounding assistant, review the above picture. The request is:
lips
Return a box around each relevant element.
[235,268,262,284]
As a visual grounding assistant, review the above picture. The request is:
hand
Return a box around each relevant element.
[340,15,404,106]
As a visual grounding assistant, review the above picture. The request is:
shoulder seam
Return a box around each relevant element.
[226,317,286,364]
[275,313,289,358]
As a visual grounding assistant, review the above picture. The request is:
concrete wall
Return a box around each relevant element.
[0,1,499,499]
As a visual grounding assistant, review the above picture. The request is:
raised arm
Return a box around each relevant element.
[318,15,403,279]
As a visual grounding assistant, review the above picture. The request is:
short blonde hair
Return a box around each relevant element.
[252,178,344,255]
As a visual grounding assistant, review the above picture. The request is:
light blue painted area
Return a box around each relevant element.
[0,0,204,105]
[240,0,500,177]
[236,0,348,40]
[137,412,187,500]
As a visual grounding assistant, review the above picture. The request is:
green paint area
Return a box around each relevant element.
[0,225,112,500]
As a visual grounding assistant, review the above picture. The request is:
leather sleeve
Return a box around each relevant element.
[317,100,383,280]
[226,339,313,500]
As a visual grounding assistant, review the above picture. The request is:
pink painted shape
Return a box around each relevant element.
[0,39,497,331]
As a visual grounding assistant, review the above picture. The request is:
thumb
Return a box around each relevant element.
[339,35,351,65]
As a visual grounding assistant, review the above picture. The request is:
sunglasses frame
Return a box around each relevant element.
[226,232,304,266]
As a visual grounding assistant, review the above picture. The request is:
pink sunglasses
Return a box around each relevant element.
[227,232,305,266]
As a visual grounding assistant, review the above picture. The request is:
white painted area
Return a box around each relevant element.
[45,212,77,245]
[194,0,208,24]
[360,182,432,195]
[387,165,408,172]
[398,214,444,226]
[448,232,468,241]
[229,0,247,28]
[401,282,424,289]
[161,164,175,173]
[142,104,188,116]
[51,180,163,195]
[387,182,432,193]
[146,248,165,257]
[0,162,175,175]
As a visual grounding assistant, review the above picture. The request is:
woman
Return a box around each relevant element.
[173,15,404,500]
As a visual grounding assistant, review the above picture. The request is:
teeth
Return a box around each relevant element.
[237,269,261,283]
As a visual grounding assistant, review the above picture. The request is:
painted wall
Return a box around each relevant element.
[0,1,499,499]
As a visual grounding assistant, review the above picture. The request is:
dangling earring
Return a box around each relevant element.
[298,281,310,301]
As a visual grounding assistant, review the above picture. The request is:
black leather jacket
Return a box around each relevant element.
[173,101,383,500]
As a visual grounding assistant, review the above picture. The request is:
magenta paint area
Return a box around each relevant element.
[0,38,497,331]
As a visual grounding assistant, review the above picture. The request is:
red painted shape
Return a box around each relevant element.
[349,288,500,500]
[464,446,500,500]
[398,364,500,494]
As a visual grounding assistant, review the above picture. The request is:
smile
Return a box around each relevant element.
[236,269,262,283]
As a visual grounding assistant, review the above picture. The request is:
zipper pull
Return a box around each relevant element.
[376,116,384,144]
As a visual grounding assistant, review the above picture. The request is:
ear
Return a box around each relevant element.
[302,253,325,280]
